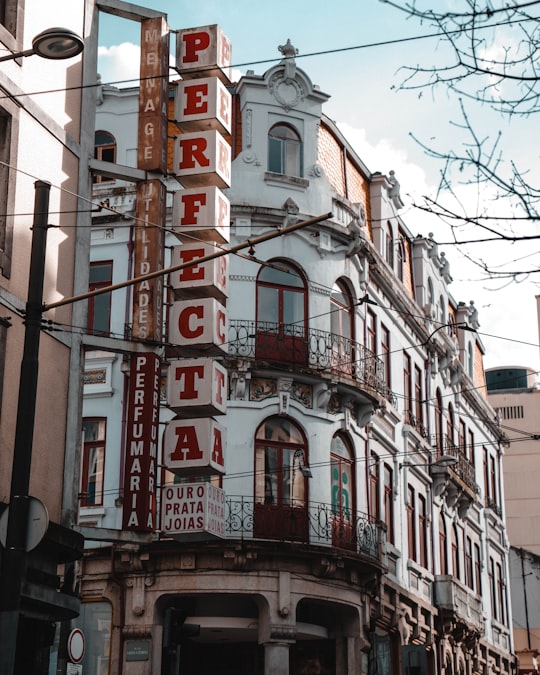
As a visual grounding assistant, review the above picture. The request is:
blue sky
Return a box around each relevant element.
[97,1,540,371]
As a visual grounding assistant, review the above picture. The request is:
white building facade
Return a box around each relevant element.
[78,44,515,675]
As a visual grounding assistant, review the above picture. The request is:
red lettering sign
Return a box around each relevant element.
[163,418,226,475]
[168,298,228,355]
[167,358,227,417]
[175,77,231,135]
[176,25,232,83]
[171,186,230,243]
[122,353,161,531]
[169,243,228,302]
[174,130,231,189]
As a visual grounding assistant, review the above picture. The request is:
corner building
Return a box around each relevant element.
[79,44,515,675]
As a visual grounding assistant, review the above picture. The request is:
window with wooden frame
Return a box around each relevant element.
[383,463,394,544]
[268,123,302,176]
[81,418,106,507]
[93,130,116,183]
[407,485,416,562]
[418,493,428,569]
[88,261,113,336]
[439,513,448,575]
[369,454,380,521]
[381,323,391,390]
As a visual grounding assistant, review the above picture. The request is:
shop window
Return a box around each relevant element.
[254,416,309,541]
[88,261,113,336]
[402,644,428,675]
[93,130,116,183]
[255,260,307,366]
[81,418,106,507]
[268,123,302,176]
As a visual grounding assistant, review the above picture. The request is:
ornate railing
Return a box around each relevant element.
[225,496,382,563]
[228,320,386,397]
[430,435,478,494]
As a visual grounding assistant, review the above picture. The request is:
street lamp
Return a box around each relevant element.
[0,27,84,63]
[0,26,84,675]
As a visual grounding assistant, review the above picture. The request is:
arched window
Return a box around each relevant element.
[439,513,448,575]
[93,130,116,184]
[256,260,307,365]
[268,123,302,176]
[330,280,355,375]
[254,416,309,541]
[331,433,356,550]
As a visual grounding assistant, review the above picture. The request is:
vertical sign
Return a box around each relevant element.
[123,18,169,531]
[122,353,160,530]
[138,17,169,173]
[132,179,165,341]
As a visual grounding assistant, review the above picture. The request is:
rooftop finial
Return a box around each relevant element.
[278,39,298,80]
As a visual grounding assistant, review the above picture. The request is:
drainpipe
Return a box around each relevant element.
[520,548,532,650]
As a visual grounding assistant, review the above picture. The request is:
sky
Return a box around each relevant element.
[97,0,540,374]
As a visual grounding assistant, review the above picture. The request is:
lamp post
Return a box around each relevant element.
[0,27,83,675]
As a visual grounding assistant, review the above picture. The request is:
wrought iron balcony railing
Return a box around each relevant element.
[224,496,382,563]
[430,435,478,494]
[228,320,386,397]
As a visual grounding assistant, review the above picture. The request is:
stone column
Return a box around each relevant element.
[264,641,290,675]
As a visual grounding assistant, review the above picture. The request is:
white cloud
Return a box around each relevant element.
[98,43,141,87]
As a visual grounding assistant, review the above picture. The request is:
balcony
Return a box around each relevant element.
[228,320,387,398]
[434,576,484,636]
[224,496,383,564]
[430,435,478,496]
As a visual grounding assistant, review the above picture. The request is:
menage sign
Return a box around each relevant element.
[164,25,232,485]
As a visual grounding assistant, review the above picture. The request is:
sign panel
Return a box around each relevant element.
[138,17,169,173]
[174,130,231,188]
[168,297,228,356]
[169,243,228,302]
[126,640,150,662]
[163,417,225,475]
[175,77,231,134]
[176,24,232,83]
[171,185,230,244]
[161,482,226,537]
[167,358,227,417]
[122,353,160,531]
[132,179,165,342]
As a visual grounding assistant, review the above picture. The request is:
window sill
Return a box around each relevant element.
[264,171,309,191]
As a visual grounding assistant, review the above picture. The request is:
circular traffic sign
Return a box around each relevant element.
[68,628,85,663]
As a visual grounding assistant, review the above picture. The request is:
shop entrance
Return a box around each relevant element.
[180,641,264,675]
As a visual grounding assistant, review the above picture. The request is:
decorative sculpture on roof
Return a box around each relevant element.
[387,170,404,209]
[278,38,299,80]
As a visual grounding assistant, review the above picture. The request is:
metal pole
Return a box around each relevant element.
[0,180,51,675]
